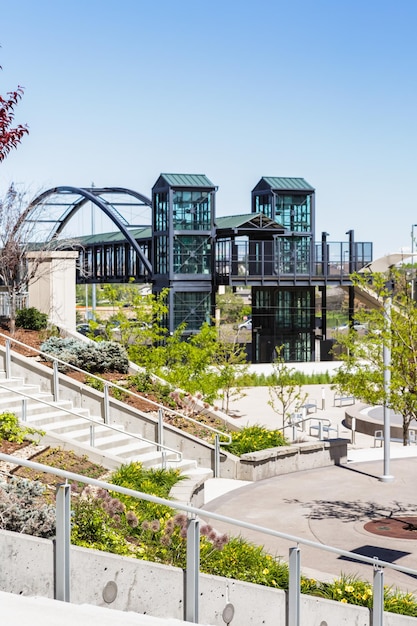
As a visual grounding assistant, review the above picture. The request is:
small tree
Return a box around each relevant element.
[268,347,307,431]
[0,185,50,333]
[213,339,249,414]
[0,72,28,161]
[333,269,417,445]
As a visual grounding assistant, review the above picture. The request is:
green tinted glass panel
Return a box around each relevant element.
[275,194,311,232]
[173,292,211,330]
[172,190,212,230]
[173,235,211,274]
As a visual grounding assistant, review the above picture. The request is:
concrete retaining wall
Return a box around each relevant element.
[0,530,414,626]
[229,438,348,481]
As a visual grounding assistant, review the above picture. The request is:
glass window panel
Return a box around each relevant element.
[172,190,212,230]
[173,235,211,274]
[275,194,311,232]
[154,192,168,231]
[173,292,211,330]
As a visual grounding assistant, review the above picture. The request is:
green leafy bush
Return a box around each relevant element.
[308,574,417,617]
[0,412,44,443]
[16,307,48,331]
[127,372,176,408]
[223,424,288,456]
[40,337,129,373]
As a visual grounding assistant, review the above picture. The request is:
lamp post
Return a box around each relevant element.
[380,276,394,482]
[411,225,417,300]
[411,224,417,256]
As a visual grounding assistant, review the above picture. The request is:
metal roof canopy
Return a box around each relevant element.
[26,186,153,275]
[252,177,315,192]
[154,173,216,188]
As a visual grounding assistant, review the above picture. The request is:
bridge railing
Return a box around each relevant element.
[0,451,414,625]
[0,292,28,317]
[0,332,231,476]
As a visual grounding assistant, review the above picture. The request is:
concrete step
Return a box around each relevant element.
[2,395,64,417]
[31,415,97,437]
[26,406,91,426]
[0,366,215,501]
[0,384,42,399]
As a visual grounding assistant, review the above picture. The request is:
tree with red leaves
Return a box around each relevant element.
[0,68,28,161]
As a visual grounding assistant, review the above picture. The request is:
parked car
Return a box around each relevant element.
[75,323,105,337]
[335,320,368,334]
[238,318,252,331]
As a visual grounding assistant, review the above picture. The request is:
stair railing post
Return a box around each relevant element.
[288,546,301,626]
[89,423,95,447]
[214,434,220,478]
[157,408,164,451]
[21,398,27,422]
[53,360,60,402]
[161,450,167,470]
[185,517,200,623]
[372,560,384,626]
[5,338,11,379]
[55,482,71,602]
[318,420,323,440]
[103,383,109,424]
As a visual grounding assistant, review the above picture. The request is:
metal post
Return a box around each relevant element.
[55,482,71,602]
[89,423,95,447]
[185,517,200,623]
[103,383,109,424]
[21,399,27,422]
[321,386,326,411]
[381,288,394,482]
[161,450,167,470]
[214,434,220,478]
[318,421,323,440]
[53,360,60,402]
[5,338,11,379]
[157,408,164,451]
[372,562,384,626]
[288,546,301,626]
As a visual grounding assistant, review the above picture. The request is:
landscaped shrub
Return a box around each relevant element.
[0,476,56,537]
[16,307,48,331]
[222,424,288,456]
[126,372,176,408]
[40,337,129,373]
[0,412,44,443]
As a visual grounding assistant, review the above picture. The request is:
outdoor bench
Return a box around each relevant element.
[301,401,317,414]
[374,429,417,447]
[309,422,339,439]
[333,394,355,407]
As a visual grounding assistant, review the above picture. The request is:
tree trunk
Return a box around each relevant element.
[403,419,409,446]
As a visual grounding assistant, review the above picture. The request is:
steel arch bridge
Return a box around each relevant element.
[26,185,153,279]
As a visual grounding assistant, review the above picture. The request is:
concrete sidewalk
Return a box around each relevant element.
[202,384,417,592]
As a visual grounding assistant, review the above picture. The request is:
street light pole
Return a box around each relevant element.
[380,278,394,482]
[411,225,417,300]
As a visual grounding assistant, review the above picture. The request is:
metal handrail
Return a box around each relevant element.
[0,381,182,466]
[0,332,232,476]
[1,451,415,625]
[285,415,338,441]
[0,332,232,447]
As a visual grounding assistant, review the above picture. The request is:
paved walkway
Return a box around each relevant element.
[203,384,417,592]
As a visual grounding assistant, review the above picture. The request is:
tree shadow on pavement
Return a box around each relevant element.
[283,498,416,523]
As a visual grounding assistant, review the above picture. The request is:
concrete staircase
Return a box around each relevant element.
[0,371,213,502]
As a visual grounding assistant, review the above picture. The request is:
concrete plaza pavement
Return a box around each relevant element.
[202,382,417,592]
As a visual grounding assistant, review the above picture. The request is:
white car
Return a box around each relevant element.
[335,320,368,334]
[238,319,252,331]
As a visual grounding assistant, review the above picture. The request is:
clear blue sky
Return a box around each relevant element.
[1,0,417,259]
